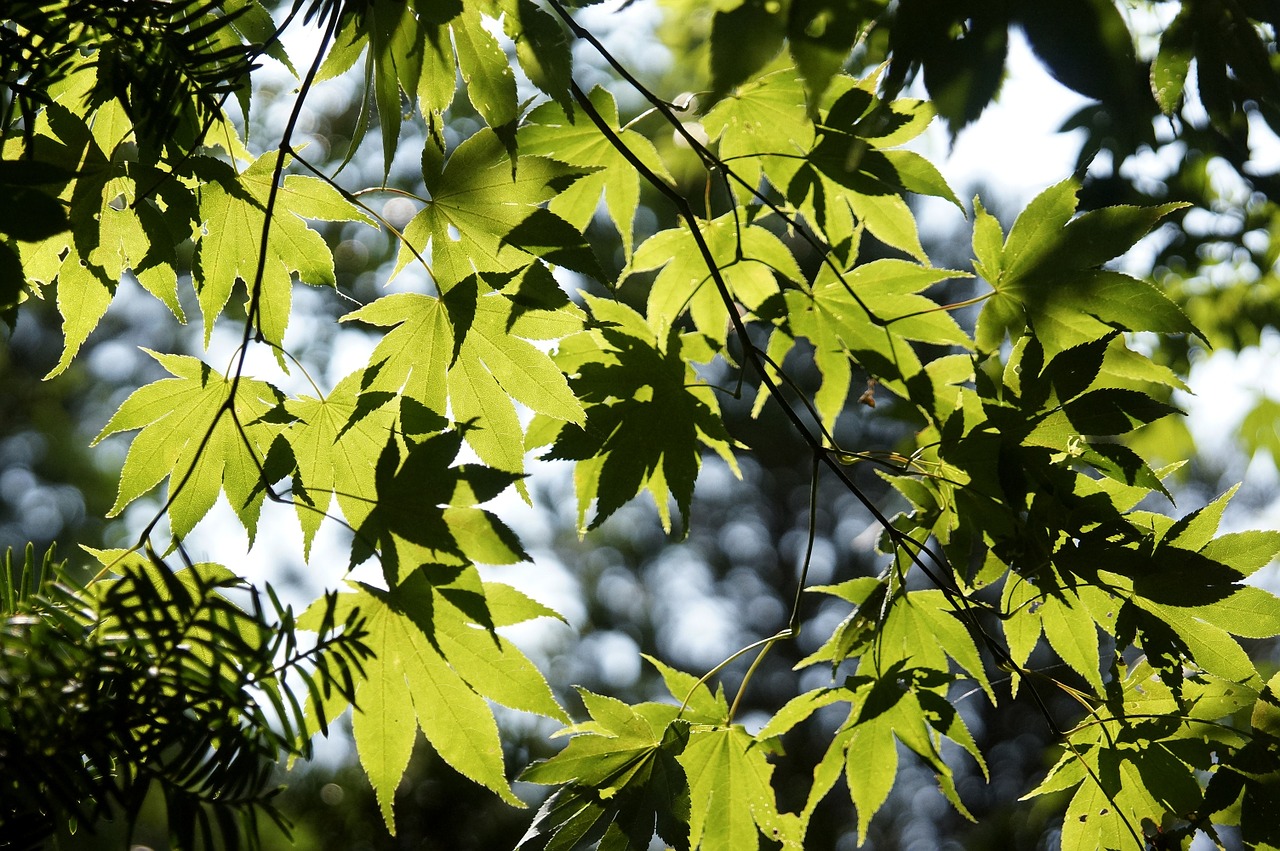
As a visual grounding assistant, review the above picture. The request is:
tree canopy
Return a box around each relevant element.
[3,1,1280,849]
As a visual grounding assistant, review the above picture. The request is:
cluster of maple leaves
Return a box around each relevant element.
[6,0,1280,848]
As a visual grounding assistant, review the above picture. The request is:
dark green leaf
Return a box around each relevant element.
[709,0,787,100]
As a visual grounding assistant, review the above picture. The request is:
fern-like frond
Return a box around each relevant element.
[1,0,261,148]
[0,547,372,849]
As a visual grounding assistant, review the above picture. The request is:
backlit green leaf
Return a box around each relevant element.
[543,296,738,534]
[682,725,801,851]
[345,283,585,481]
[94,351,283,540]
[521,87,672,259]
[195,153,376,351]
[393,129,577,288]
[299,572,556,830]
[974,180,1195,357]
[625,213,803,345]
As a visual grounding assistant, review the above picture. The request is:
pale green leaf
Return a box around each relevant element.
[883,149,962,210]
[703,66,814,201]
[971,197,1004,282]
[483,582,566,627]
[454,9,518,130]
[757,688,846,740]
[94,351,282,540]
[1039,590,1105,695]
[352,599,419,833]
[1200,530,1280,577]
[196,154,375,351]
[1001,576,1042,691]
[682,726,801,851]
[521,87,672,259]
[1146,601,1261,685]
[643,654,728,725]
[1186,586,1280,640]
[625,213,802,346]
[845,714,897,845]
[1060,774,1134,851]
[784,257,968,424]
[345,287,584,479]
[393,130,574,287]
[48,248,112,378]
[301,579,526,830]
[282,371,398,554]
[914,592,995,703]
[426,585,568,722]
[343,293,451,411]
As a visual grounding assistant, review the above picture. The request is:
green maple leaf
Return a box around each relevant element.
[322,2,516,172]
[541,295,738,535]
[681,725,802,851]
[644,654,730,726]
[709,62,947,215]
[751,77,958,258]
[520,692,692,851]
[392,130,580,288]
[523,692,681,791]
[195,153,376,352]
[281,370,399,558]
[342,294,452,412]
[973,181,1198,357]
[343,282,586,481]
[776,258,971,430]
[299,568,565,833]
[49,249,115,378]
[501,0,574,111]
[1029,730,1202,851]
[624,212,803,346]
[1000,574,1107,696]
[520,86,672,260]
[21,99,190,376]
[352,425,529,582]
[702,66,815,205]
[794,666,977,843]
[873,588,996,705]
[794,578,886,671]
[93,350,283,540]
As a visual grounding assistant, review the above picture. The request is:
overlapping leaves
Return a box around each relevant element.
[520,86,671,260]
[537,296,737,535]
[767,257,971,429]
[390,129,590,288]
[195,151,377,351]
[520,659,801,851]
[9,86,196,374]
[622,211,802,346]
[973,179,1198,358]
[299,567,566,834]
[320,0,571,172]
[704,72,959,258]
[343,280,586,481]
[94,351,283,540]
[10,8,1280,851]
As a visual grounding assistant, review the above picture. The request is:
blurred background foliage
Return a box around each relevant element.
[6,0,1280,848]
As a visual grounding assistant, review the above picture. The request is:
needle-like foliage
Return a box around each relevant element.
[0,545,372,850]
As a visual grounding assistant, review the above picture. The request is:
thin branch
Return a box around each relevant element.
[134,7,339,548]
[543,0,885,324]
[561,42,1068,742]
